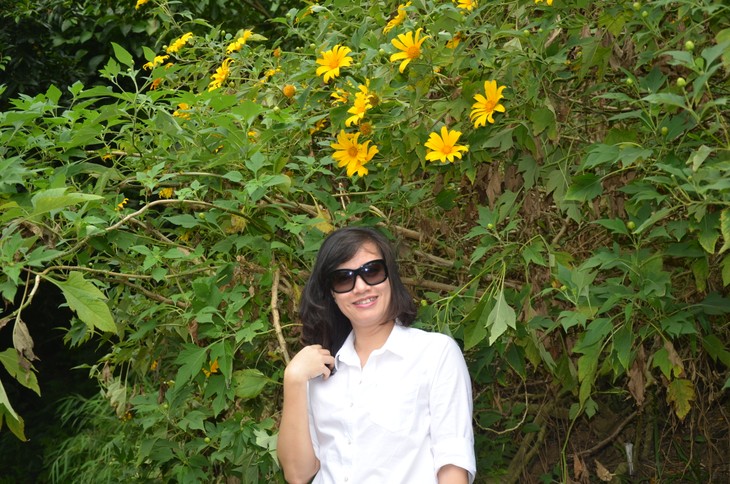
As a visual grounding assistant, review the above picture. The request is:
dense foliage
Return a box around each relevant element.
[1,0,729,482]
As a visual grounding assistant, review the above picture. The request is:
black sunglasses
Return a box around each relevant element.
[329,259,389,293]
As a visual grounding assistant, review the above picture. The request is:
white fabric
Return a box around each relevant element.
[307,324,476,483]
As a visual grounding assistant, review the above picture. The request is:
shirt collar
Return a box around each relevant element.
[335,321,410,370]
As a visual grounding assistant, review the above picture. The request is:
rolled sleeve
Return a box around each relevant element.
[429,337,476,482]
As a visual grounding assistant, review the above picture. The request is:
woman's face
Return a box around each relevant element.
[331,241,393,330]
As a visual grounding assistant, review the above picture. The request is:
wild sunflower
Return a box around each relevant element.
[226,30,253,54]
[143,55,169,70]
[166,32,193,54]
[208,58,233,91]
[390,28,429,73]
[315,45,353,83]
[331,130,377,177]
[470,80,506,127]
[535,0,554,5]
[383,2,411,34]
[345,84,374,127]
[456,0,477,10]
[424,126,469,163]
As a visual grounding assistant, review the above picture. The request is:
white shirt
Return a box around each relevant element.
[307,324,476,483]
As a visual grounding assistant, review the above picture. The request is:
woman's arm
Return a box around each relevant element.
[277,345,334,484]
[438,464,469,484]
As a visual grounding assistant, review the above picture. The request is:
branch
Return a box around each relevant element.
[116,279,190,309]
[270,267,291,364]
[576,410,638,457]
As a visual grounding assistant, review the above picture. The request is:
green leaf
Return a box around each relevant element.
[30,188,103,217]
[565,174,603,202]
[687,145,713,171]
[642,93,687,109]
[174,345,208,385]
[233,369,268,399]
[719,209,730,254]
[666,378,695,421]
[111,42,134,68]
[701,334,730,367]
[0,349,40,396]
[487,290,516,345]
[49,272,116,333]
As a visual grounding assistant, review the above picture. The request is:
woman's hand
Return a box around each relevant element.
[285,344,336,383]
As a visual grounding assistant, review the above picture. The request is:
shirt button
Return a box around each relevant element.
[344,478,349,482]
[349,402,354,407]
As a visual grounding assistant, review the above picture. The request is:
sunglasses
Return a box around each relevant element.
[329,259,389,293]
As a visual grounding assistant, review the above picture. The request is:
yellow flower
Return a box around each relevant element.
[470,80,506,127]
[331,130,378,177]
[425,126,469,163]
[390,28,429,73]
[150,359,158,371]
[226,29,253,54]
[446,32,464,49]
[315,44,353,83]
[345,84,374,127]
[116,197,129,211]
[208,58,233,91]
[150,78,163,90]
[135,0,150,10]
[383,2,411,34]
[172,102,191,119]
[282,84,297,98]
[202,359,219,378]
[166,32,193,54]
[309,118,328,135]
[143,55,169,70]
[331,88,349,105]
[273,47,282,58]
[535,0,553,4]
[158,187,175,199]
[455,0,477,10]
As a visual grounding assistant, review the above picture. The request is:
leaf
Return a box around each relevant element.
[111,42,134,67]
[687,145,713,172]
[642,93,687,109]
[595,460,613,482]
[174,345,208,385]
[666,378,695,420]
[487,290,516,345]
[565,174,603,202]
[627,353,646,406]
[30,188,103,217]
[719,209,730,254]
[233,368,268,399]
[0,379,27,440]
[0,349,40,395]
[50,272,116,333]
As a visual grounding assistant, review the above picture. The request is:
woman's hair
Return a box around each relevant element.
[299,226,417,354]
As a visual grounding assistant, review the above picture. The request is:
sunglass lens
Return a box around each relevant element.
[331,271,355,293]
[361,261,387,285]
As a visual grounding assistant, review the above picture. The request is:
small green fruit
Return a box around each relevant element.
[626,221,636,230]
[676,77,686,87]
[420,299,428,307]
[486,223,494,230]
[204,437,211,443]
[625,78,634,86]
[560,285,567,291]
[641,10,649,17]
[661,126,668,136]
[684,40,695,51]
[632,2,641,10]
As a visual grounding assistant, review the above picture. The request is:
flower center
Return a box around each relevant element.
[407,46,420,59]
[483,99,497,111]
[329,56,342,69]
[440,144,453,155]
[347,146,359,158]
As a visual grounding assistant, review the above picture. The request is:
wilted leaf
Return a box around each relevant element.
[595,460,613,481]
[666,378,695,420]
[627,356,646,406]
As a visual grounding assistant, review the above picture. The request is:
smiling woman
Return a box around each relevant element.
[277,226,476,484]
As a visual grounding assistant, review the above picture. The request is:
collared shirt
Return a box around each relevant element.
[307,324,476,483]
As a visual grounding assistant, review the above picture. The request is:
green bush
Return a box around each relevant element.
[1,0,728,481]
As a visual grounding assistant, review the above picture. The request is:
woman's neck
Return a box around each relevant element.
[353,319,395,367]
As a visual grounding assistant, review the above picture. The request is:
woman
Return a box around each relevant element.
[277,227,475,483]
